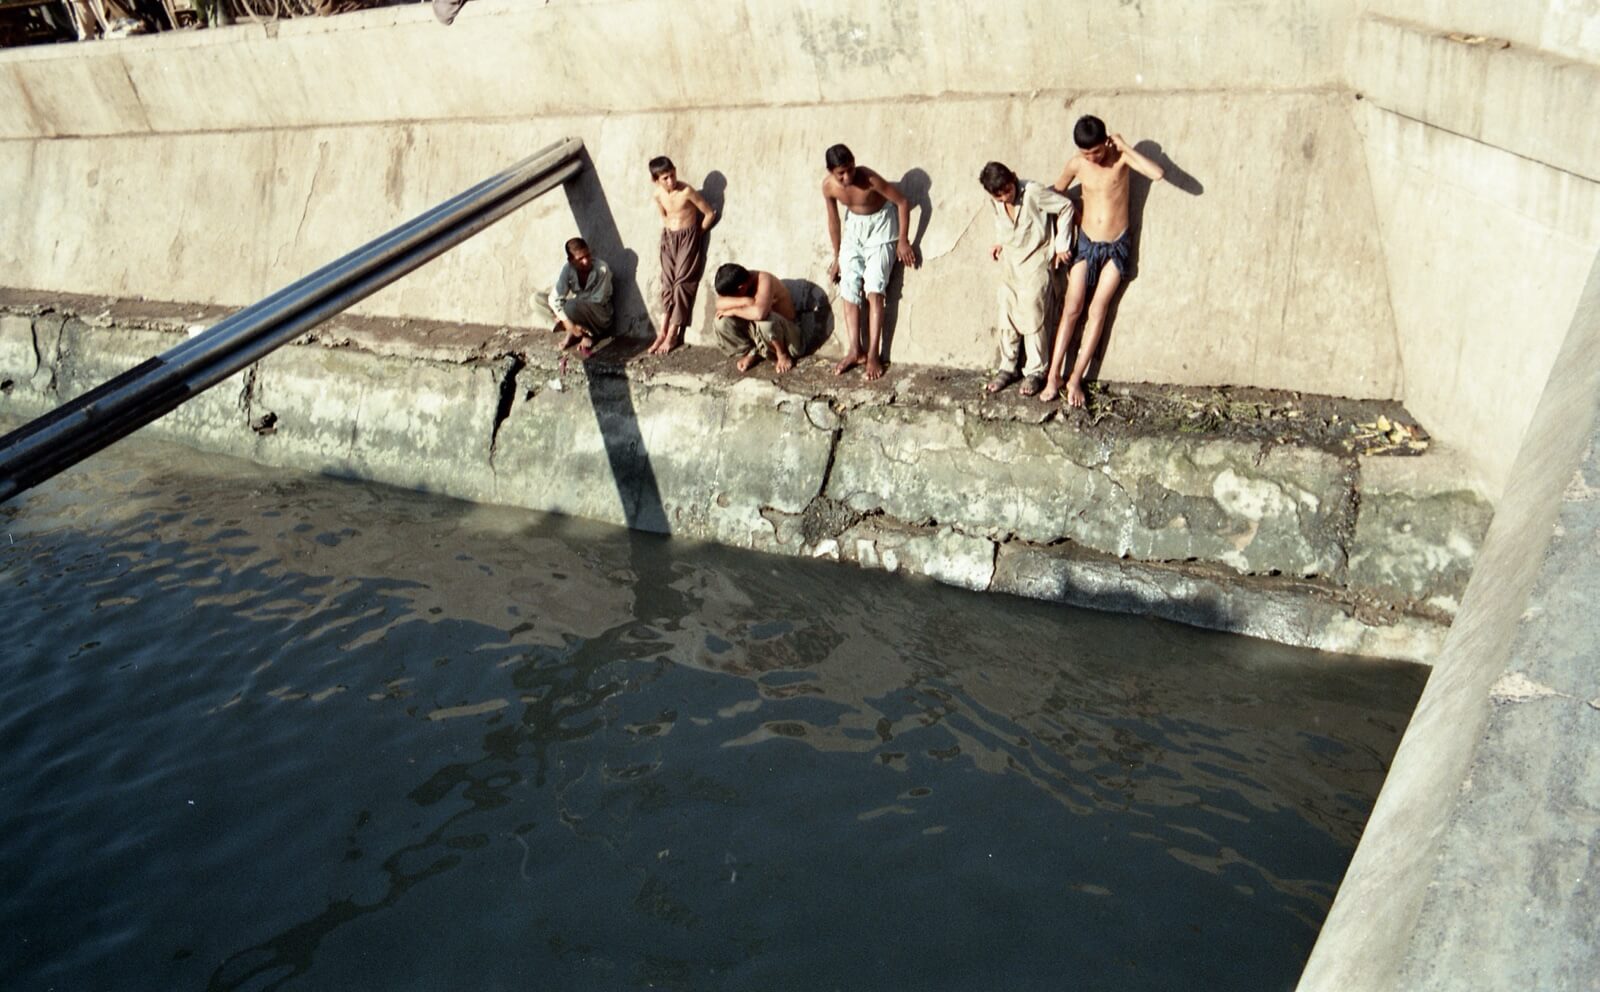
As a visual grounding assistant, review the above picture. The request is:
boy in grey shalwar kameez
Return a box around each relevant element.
[980,161,1077,395]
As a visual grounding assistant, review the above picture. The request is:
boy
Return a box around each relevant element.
[821,143,916,381]
[712,263,804,376]
[979,161,1077,396]
[1041,115,1165,407]
[533,237,613,355]
[648,155,717,355]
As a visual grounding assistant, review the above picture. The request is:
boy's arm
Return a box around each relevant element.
[654,190,668,224]
[547,264,571,315]
[1111,134,1165,182]
[1051,157,1082,194]
[1034,186,1079,265]
[718,273,776,321]
[686,186,718,230]
[714,295,762,320]
[823,182,843,281]
[866,169,917,268]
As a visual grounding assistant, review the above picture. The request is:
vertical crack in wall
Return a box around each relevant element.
[487,354,526,469]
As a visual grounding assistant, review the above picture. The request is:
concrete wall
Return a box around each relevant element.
[1299,221,1600,992]
[0,296,1466,662]
[0,0,1405,406]
[1348,9,1600,496]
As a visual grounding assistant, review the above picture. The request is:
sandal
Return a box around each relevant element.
[1019,374,1046,397]
[985,370,1021,394]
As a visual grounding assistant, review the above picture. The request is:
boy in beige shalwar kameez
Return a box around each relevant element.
[980,161,1077,395]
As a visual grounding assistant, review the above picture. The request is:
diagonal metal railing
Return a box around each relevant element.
[0,136,584,503]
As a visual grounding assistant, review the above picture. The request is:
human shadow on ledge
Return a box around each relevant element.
[562,149,669,535]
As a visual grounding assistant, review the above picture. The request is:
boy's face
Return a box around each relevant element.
[569,246,593,276]
[828,163,855,186]
[990,182,1017,206]
[1082,139,1114,165]
[653,169,678,192]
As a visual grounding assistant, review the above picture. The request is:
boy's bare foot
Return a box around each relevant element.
[1066,379,1088,408]
[1037,378,1062,403]
[661,334,683,355]
[865,356,885,381]
[647,334,667,355]
[834,352,864,375]
[736,353,760,374]
[1019,373,1045,397]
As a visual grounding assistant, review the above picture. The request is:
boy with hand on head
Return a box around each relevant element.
[979,161,1077,396]
[1041,114,1165,407]
[648,155,717,355]
[534,237,613,356]
[821,144,917,381]
[712,263,804,376]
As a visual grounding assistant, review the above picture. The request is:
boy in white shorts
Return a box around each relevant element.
[821,144,917,381]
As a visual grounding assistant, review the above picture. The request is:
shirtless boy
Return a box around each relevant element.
[821,144,916,381]
[1041,115,1165,407]
[648,156,717,355]
[712,263,804,376]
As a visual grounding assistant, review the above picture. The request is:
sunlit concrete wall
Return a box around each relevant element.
[0,0,1402,405]
[0,0,1594,500]
[1348,7,1600,499]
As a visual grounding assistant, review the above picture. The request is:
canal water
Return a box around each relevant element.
[0,434,1426,991]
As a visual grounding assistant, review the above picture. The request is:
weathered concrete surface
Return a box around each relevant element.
[3,0,1593,502]
[0,293,1480,662]
[1348,12,1600,499]
[1349,449,1495,613]
[0,2,1402,418]
[994,543,1445,662]
[829,405,1355,578]
[1299,242,1600,990]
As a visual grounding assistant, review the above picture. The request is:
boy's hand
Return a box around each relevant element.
[1051,249,1073,269]
[827,258,841,283]
[897,239,917,268]
[1110,133,1129,152]
[990,244,1003,262]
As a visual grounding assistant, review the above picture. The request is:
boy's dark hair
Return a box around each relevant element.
[824,144,854,170]
[564,237,589,261]
[979,161,1018,195]
[714,263,751,296]
[648,155,675,178]
[1073,115,1108,150]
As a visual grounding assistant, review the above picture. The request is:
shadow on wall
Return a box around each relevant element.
[881,167,932,365]
[1083,140,1204,381]
[562,154,670,534]
[693,170,728,337]
[781,279,837,361]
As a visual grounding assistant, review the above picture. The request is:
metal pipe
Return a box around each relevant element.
[0,139,585,503]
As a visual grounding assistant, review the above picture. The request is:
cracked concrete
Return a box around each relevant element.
[0,292,1493,660]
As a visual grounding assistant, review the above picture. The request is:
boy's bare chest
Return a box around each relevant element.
[834,183,885,211]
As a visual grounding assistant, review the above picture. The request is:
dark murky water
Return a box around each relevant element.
[0,436,1426,991]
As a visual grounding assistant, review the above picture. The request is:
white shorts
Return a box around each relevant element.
[838,201,898,305]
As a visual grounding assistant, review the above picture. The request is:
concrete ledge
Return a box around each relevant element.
[1349,14,1600,183]
[0,292,1486,661]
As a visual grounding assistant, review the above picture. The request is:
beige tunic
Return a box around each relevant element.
[993,180,1076,339]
